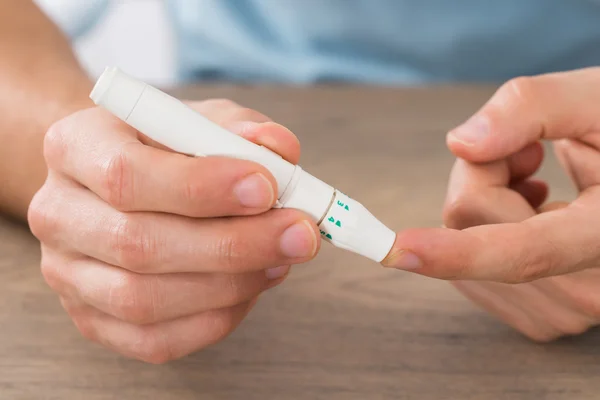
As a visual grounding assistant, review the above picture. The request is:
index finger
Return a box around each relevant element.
[447,67,600,163]
[45,106,301,217]
[383,189,600,283]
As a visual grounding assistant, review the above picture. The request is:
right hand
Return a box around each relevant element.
[28,99,320,363]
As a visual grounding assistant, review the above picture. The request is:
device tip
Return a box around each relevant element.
[89,66,118,105]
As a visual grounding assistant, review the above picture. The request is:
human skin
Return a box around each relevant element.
[6,1,600,362]
[4,1,320,364]
[0,0,94,219]
[383,68,600,341]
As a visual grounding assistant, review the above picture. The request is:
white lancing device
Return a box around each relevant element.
[90,67,396,262]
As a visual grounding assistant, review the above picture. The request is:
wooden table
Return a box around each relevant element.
[1,85,597,400]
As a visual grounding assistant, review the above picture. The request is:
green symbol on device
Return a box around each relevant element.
[328,216,342,228]
[320,230,333,240]
[337,200,350,211]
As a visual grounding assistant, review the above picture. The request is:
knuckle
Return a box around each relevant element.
[131,330,174,365]
[107,273,158,324]
[28,188,60,242]
[507,234,558,283]
[560,320,591,337]
[202,311,237,345]
[72,314,97,342]
[571,293,600,319]
[524,329,557,343]
[43,120,69,166]
[508,255,549,283]
[181,174,209,206]
[109,214,158,272]
[442,193,478,229]
[100,147,135,211]
[61,300,97,341]
[500,76,540,107]
[213,234,247,272]
[222,274,248,305]
[40,257,63,292]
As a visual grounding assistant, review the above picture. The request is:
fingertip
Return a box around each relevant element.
[279,217,321,262]
[382,227,483,280]
[233,171,277,210]
[446,130,493,163]
[446,114,491,160]
[381,227,449,271]
[446,107,534,164]
[382,248,423,270]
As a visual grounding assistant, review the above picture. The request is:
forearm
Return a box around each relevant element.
[0,0,94,220]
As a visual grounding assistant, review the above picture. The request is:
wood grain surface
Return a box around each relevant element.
[1,84,597,400]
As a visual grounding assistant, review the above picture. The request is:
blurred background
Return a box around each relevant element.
[35,0,176,85]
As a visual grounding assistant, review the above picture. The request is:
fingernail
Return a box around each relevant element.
[266,265,290,280]
[383,249,423,270]
[280,220,317,259]
[234,173,274,208]
[448,115,489,145]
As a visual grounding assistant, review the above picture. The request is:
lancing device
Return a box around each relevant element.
[90,67,396,262]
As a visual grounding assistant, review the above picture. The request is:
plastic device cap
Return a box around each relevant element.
[90,66,146,121]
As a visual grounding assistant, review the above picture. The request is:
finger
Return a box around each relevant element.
[443,144,544,229]
[531,277,598,329]
[30,182,319,274]
[497,281,589,339]
[454,278,595,342]
[184,100,301,164]
[447,67,600,162]
[61,296,255,364]
[384,191,600,282]
[227,121,301,165]
[41,251,288,325]
[452,281,561,342]
[446,142,543,193]
[45,101,303,217]
[553,138,600,191]
[507,141,545,182]
[543,267,600,320]
[137,100,300,163]
[45,108,288,217]
[537,200,569,213]
[510,179,548,209]
[190,98,272,127]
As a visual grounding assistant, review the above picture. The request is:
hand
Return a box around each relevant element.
[382,68,600,340]
[445,153,598,342]
[28,99,320,363]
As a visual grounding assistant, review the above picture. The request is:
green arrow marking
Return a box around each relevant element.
[335,220,342,227]
[320,230,333,240]
[337,200,350,211]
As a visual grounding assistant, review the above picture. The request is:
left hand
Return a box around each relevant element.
[382,67,600,341]
[444,154,597,342]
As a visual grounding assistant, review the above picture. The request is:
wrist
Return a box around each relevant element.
[0,72,94,220]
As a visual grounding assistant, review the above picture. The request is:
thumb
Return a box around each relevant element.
[447,67,600,163]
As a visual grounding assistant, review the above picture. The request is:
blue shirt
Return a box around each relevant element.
[72,0,600,84]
